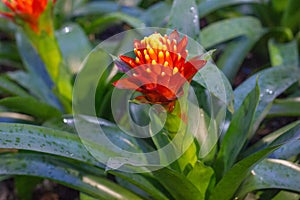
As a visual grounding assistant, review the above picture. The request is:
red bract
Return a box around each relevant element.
[113,30,207,112]
[0,0,55,33]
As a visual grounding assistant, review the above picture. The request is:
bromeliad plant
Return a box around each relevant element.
[0,0,72,111]
[0,0,299,200]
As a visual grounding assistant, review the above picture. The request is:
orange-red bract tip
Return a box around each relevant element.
[0,0,56,33]
[113,30,207,112]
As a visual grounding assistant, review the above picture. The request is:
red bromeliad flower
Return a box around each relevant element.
[113,30,207,112]
[0,0,56,33]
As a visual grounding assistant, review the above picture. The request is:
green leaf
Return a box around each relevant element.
[110,171,169,200]
[234,65,300,132]
[241,121,300,158]
[0,123,100,166]
[268,123,300,160]
[193,62,234,113]
[56,23,92,73]
[268,39,299,67]
[0,97,62,120]
[7,71,62,110]
[0,152,142,199]
[15,176,42,200]
[209,146,280,200]
[281,0,300,32]
[186,161,215,199]
[83,12,146,34]
[0,41,20,61]
[154,168,204,200]
[198,0,260,18]
[0,117,149,171]
[204,16,265,82]
[0,76,30,97]
[217,35,262,82]
[237,159,300,197]
[200,16,263,49]
[80,193,98,200]
[215,82,260,178]
[272,191,300,200]
[140,2,171,27]
[73,1,142,17]
[269,98,300,117]
[168,0,199,39]
[14,32,63,110]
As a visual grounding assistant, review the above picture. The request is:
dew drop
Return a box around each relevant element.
[190,6,195,13]
[265,88,274,95]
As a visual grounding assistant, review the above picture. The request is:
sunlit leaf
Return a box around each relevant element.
[0,97,62,121]
[187,161,215,199]
[237,159,300,197]
[209,146,280,200]
[154,168,204,200]
[200,16,263,49]
[0,152,142,199]
[110,171,169,200]
[215,82,260,177]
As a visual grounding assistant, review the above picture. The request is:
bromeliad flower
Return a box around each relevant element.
[0,0,56,33]
[113,30,207,112]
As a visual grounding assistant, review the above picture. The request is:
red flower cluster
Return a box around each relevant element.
[0,0,56,33]
[113,30,207,112]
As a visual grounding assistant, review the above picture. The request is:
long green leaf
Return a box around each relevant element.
[140,2,171,27]
[215,82,260,178]
[0,97,62,120]
[8,71,55,105]
[168,0,199,39]
[237,159,300,197]
[73,1,143,17]
[0,76,30,97]
[154,168,204,200]
[0,41,20,61]
[268,124,300,160]
[198,0,260,18]
[0,123,100,166]
[14,33,63,110]
[0,118,149,171]
[217,35,261,82]
[209,145,280,200]
[234,65,300,132]
[0,152,142,199]
[281,0,300,32]
[200,16,263,49]
[84,12,146,34]
[269,98,300,117]
[241,121,300,158]
[56,23,92,73]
